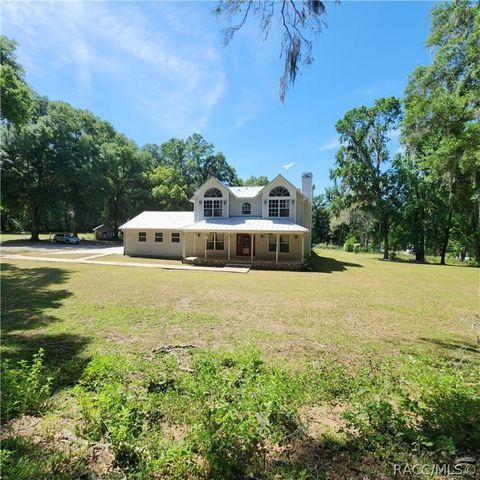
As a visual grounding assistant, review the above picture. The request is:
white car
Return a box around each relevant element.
[53,233,80,244]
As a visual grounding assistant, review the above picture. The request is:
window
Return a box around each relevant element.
[268,235,290,253]
[280,235,290,253]
[155,232,163,243]
[279,199,290,217]
[268,199,289,217]
[242,202,251,215]
[206,233,224,250]
[269,186,290,197]
[268,235,276,252]
[204,188,222,198]
[171,232,180,243]
[204,199,223,217]
[268,199,279,217]
[138,232,146,242]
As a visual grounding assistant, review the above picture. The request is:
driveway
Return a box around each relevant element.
[0,242,123,255]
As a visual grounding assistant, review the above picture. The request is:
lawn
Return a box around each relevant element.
[1,248,479,479]
[2,247,477,364]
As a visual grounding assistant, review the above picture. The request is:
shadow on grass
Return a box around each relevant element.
[1,263,91,389]
[307,251,363,273]
[419,337,480,355]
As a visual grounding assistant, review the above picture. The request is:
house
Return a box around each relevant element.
[119,173,313,265]
[93,224,114,240]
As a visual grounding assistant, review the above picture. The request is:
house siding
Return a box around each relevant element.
[123,230,184,258]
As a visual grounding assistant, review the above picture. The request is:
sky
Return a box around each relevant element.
[2,0,435,193]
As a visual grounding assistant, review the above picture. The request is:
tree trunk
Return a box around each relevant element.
[30,204,40,241]
[383,220,389,260]
[72,209,79,237]
[113,200,119,240]
[440,209,452,265]
[415,209,425,262]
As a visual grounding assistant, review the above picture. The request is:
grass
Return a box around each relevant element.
[1,247,477,363]
[96,254,183,265]
[1,247,479,479]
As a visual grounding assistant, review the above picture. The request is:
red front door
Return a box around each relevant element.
[236,234,254,256]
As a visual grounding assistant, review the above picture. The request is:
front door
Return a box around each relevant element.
[236,234,254,256]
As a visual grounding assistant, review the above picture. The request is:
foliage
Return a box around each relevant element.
[1,349,53,420]
[216,1,330,102]
[330,97,402,259]
[75,349,303,479]
[0,35,33,126]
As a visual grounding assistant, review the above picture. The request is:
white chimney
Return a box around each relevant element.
[301,172,313,201]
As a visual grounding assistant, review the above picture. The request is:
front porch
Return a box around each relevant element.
[183,255,305,271]
[182,231,306,268]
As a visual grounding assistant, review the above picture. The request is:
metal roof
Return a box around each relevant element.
[228,186,264,198]
[119,211,194,230]
[183,216,308,233]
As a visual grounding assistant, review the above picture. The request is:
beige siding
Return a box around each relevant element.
[124,229,184,258]
[228,197,262,216]
[184,232,304,261]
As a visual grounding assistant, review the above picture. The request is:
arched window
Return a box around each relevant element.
[268,186,290,217]
[242,202,251,215]
[203,187,223,217]
[269,186,290,197]
[204,188,223,198]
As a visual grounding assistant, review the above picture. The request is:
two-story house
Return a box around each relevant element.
[120,172,313,265]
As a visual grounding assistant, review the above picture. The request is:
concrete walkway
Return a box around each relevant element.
[0,254,250,274]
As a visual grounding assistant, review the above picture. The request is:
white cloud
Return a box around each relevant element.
[2,1,227,136]
[319,138,340,150]
[282,162,295,170]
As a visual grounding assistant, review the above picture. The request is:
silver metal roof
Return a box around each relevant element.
[119,211,194,230]
[183,216,308,233]
[228,186,264,198]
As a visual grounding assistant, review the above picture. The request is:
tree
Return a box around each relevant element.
[216,1,331,102]
[238,175,270,186]
[1,98,61,240]
[330,97,402,259]
[311,194,330,243]
[402,0,480,264]
[102,136,146,239]
[0,35,33,126]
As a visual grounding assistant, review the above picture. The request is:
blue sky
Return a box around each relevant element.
[3,1,435,193]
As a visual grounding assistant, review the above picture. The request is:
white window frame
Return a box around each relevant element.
[138,231,147,242]
[206,233,224,251]
[171,232,180,243]
[155,232,163,243]
[204,199,223,218]
[268,234,289,253]
[268,198,290,217]
[242,202,251,215]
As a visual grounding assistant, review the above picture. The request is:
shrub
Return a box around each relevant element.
[1,349,53,420]
[75,349,304,479]
[343,237,360,253]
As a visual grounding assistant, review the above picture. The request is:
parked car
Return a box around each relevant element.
[53,233,80,244]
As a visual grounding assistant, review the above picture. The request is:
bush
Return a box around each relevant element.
[75,349,304,479]
[1,349,53,420]
[343,237,360,253]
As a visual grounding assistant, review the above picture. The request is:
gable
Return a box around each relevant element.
[190,177,230,202]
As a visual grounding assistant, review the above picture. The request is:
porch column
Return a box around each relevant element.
[227,234,231,261]
[182,232,186,259]
[193,233,196,256]
[204,234,208,259]
[275,234,280,264]
[301,234,305,262]
[250,233,254,262]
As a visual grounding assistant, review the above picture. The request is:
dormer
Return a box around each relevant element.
[261,175,299,222]
[191,177,230,221]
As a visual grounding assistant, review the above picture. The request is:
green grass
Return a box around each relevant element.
[1,247,478,479]
[1,247,477,363]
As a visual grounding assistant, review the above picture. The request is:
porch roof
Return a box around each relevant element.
[182,216,308,234]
